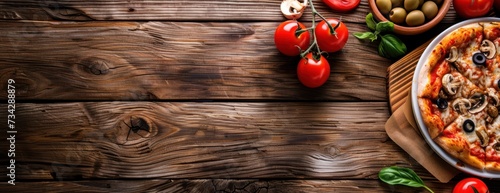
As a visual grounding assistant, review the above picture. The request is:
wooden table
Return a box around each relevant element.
[1,0,499,192]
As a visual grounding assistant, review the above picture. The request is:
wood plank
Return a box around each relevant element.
[0,21,391,101]
[0,0,365,21]
[4,179,500,192]
[0,102,428,180]
[0,0,459,23]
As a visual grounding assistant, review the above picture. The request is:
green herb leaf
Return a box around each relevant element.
[379,166,424,187]
[378,34,407,59]
[354,32,377,42]
[375,21,394,33]
[366,13,377,31]
[379,166,434,193]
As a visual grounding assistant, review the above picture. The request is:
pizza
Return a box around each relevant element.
[416,21,500,172]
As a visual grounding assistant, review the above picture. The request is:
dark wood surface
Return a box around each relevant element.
[1,0,499,192]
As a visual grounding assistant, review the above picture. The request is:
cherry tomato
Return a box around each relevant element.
[315,19,349,53]
[274,20,311,56]
[297,53,330,88]
[453,0,493,19]
[323,0,361,12]
[452,178,489,193]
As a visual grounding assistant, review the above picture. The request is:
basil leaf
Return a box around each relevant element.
[378,166,435,193]
[379,166,425,188]
[375,21,394,33]
[366,13,377,31]
[354,32,377,41]
[378,34,407,59]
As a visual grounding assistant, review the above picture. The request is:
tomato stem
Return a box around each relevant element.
[300,0,319,58]
[309,0,336,35]
[295,27,314,37]
[300,0,338,58]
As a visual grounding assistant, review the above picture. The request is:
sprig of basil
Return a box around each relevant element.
[379,166,434,193]
[366,12,376,31]
[379,34,407,59]
[354,13,407,59]
[376,21,394,34]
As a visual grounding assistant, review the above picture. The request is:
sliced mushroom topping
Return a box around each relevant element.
[469,93,487,114]
[475,129,489,147]
[446,46,459,62]
[480,39,497,59]
[494,137,500,152]
[452,98,472,114]
[280,0,308,20]
[494,143,500,152]
[488,88,499,106]
[442,74,462,96]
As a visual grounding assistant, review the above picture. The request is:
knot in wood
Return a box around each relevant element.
[122,116,153,142]
[81,57,110,75]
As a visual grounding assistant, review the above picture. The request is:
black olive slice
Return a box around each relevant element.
[436,98,448,109]
[473,52,486,66]
[463,119,475,133]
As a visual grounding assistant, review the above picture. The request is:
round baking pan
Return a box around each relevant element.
[411,17,500,179]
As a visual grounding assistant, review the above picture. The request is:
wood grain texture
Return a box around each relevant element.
[387,40,431,113]
[4,179,499,193]
[0,102,429,180]
[0,0,459,23]
[0,21,392,101]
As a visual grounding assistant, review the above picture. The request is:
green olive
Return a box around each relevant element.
[404,0,419,11]
[422,1,438,20]
[406,10,425,26]
[377,0,392,15]
[389,7,407,24]
[391,0,404,7]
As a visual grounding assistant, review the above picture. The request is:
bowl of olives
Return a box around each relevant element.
[368,0,451,35]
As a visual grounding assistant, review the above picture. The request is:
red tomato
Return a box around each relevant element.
[453,0,493,19]
[323,0,361,12]
[315,19,349,53]
[274,20,311,56]
[297,53,330,88]
[452,178,489,193]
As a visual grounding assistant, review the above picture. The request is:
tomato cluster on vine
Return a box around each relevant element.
[274,0,350,88]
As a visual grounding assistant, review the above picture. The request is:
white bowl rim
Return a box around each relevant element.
[411,17,500,179]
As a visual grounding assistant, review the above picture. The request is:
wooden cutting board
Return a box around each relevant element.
[387,39,432,114]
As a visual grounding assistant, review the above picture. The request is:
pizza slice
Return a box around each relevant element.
[418,70,484,139]
[448,24,487,88]
[418,59,451,99]
[481,22,500,89]
[486,117,500,171]
[445,71,483,100]
[434,114,486,170]
[417,23,483,98]
[418,97,459,139]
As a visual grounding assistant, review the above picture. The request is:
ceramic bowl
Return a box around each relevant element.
[368,0,451,35]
